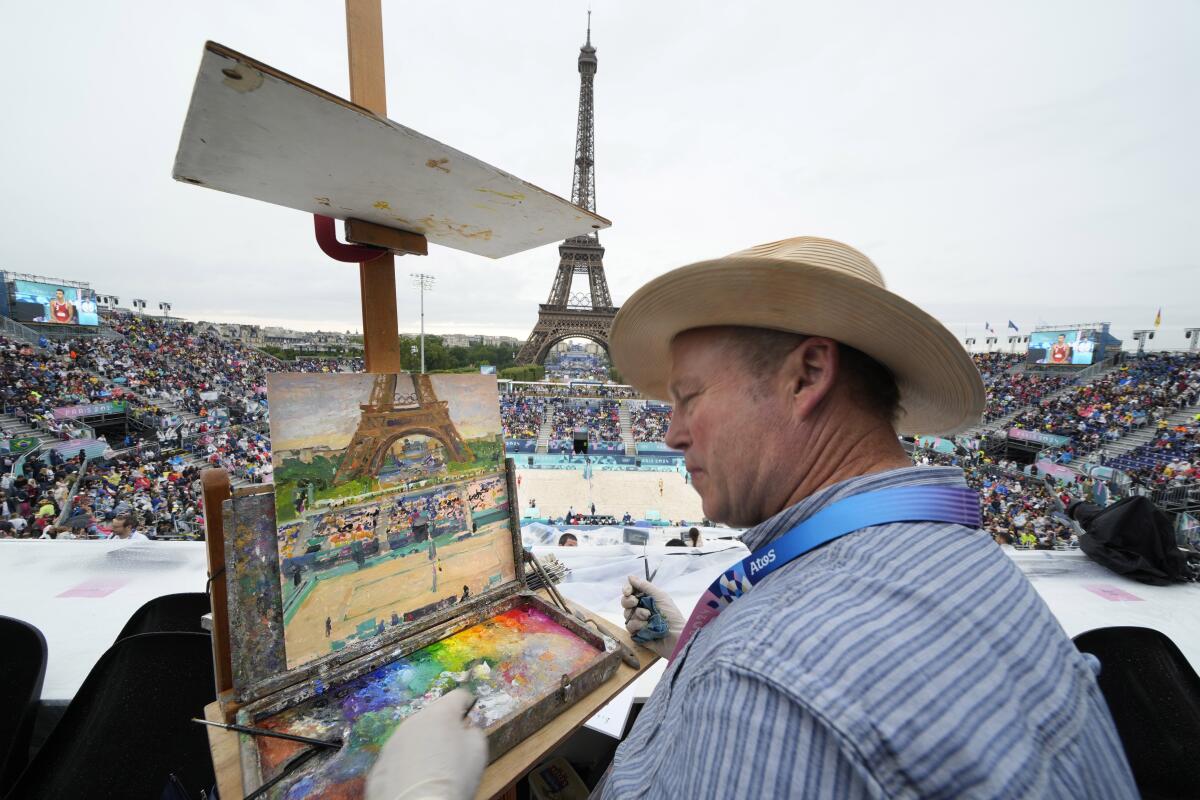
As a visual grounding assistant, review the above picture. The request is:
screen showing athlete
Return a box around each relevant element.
[1048,333,1072,364]
[48,289,76,324]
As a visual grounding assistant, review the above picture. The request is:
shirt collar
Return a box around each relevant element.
[739,465,969,553]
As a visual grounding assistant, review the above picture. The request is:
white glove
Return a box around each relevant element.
[366,688,486,800]
[621,575,686,659]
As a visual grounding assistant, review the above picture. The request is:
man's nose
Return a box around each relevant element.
[665,409,688,451]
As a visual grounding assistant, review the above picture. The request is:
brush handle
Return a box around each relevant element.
[245,746,323,800]
[193,718,341,749]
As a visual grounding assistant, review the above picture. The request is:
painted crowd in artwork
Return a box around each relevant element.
[267,373,517,669]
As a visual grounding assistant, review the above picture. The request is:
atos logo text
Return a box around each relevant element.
[748,549,777,576]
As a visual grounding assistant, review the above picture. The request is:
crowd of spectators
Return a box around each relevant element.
[0,448,88,539]
[506,381,639,399]
[72,312,272,427]
[0,337,128,441]
[1008,353,1200,456]
[982,372,1073,422]
[499,393,544,440]
[547,399,621,443]
[11,305,1200,544]
[71,451,206,538]
[0,313,342,539]
[290,357,365,373]
[1109,415,1200,491]
[912,447,1079,548]
[631,404,671,442]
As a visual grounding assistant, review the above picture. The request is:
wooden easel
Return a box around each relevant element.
[203,0,412,699]
[195,4,652,796]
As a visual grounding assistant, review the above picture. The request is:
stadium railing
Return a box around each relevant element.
[55,454,92,526]
[8,442,44,479]
[0,316,47,348]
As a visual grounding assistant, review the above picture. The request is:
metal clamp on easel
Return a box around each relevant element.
[313,215,429,263]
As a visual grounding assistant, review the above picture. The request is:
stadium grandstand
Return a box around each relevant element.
[2,287,1199,544]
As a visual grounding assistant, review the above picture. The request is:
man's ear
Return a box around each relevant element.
[782,337,840,419]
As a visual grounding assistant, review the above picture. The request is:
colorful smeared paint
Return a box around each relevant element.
[250,603,601,799]
[225,492,287,690]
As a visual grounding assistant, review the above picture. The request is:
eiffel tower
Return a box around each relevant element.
[334,373,472,483]
[516,15,617,366]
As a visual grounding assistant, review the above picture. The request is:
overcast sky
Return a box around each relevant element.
[2,1,1198,351]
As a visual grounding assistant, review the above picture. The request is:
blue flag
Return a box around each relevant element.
[1007,320,1019,332]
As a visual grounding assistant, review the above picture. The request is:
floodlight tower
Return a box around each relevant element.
[986,336,999,352]
[1185,327,1200,352]
[1132,329,1155,355]
[410,273,435,373]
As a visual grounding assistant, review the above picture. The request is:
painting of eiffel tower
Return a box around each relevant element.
[334,373,472,484]
[267,372,513,669]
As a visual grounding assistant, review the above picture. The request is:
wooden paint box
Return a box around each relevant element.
[218,462,621,799]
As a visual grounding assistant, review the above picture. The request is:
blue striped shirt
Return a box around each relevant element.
[598,466,1137,798]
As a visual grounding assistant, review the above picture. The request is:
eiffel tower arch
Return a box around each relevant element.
[334,374,472,484]
[519,306,616,365]
[517,16,618,366]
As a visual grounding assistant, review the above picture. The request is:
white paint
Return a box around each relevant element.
[173,44,610,259]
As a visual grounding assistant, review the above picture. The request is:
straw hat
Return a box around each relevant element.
[609,236,985,436]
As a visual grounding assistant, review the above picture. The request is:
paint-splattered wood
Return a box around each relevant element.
[473,602,657,800]
[202,594,658,800]
[173,42,610,259]
[223,490,287,693]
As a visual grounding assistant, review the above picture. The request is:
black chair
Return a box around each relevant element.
[0,617,46,795]
[115,592,211,643]
[1074,626,1200,799]
[6,632,216,800]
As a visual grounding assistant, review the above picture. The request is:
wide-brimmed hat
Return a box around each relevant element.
[609,236,985,436]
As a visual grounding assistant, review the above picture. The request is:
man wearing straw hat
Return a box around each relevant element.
[368,238,1135,800]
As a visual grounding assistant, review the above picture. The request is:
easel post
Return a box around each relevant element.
[346,0,403,374]
[201,467,234,698]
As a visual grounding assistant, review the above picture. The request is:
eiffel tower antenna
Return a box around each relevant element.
[516,13,618,367]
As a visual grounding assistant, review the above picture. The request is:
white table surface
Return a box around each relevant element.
[6,539,1197,724]
[0,540,209,701]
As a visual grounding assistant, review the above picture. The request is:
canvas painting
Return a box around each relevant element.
[267,373,516,669]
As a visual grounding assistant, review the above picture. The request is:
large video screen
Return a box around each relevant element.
[1026,329,1098,366]
[10,280,98,326]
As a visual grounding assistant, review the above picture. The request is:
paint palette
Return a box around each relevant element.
[240,600,609,799]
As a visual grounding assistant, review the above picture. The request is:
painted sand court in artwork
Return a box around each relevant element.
[248,603,603,800]
[268,372,516,669]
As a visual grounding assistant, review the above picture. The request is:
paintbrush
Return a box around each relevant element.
[245,745,324,800]
[191,718,342,749]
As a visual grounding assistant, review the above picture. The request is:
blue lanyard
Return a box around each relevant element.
[670,484,981,659]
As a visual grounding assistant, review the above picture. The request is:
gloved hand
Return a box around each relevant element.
[621,575,685,659]
[366,688,486,800]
